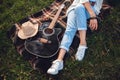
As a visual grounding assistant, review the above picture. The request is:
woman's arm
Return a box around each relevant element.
[83,2,98,30]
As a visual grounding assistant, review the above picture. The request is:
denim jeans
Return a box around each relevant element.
[59,4,96,51]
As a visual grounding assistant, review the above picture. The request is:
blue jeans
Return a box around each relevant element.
[60,4,96,51]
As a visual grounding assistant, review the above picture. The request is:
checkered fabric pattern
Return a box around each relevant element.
[29,0,72,29]
[10,0,72,70]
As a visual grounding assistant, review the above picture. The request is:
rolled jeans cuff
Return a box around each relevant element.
[78,28,87,30]
[59,46,69,52]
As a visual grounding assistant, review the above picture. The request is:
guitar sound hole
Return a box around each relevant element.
[43,28,55,36]
[44,28,53,34]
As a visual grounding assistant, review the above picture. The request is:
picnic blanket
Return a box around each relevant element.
[7,0,78,72]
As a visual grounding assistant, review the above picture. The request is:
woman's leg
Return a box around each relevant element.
[47,10,77,75]
[57,10,77,60]
[74,4,89,61]
[79,30,87,45]
[75,4,89,46]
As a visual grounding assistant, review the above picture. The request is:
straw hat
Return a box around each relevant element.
[18,21,39,39]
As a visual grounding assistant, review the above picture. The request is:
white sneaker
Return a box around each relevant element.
[75,45,87,61]
[47,60,63,75]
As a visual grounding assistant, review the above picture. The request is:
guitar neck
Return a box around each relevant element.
[48,4,65,29]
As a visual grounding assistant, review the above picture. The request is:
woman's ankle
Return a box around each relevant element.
[79,43,87,47]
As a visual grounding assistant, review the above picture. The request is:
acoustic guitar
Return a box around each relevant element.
[25,1,67,58]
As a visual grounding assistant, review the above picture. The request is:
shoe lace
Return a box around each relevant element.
[51,61,60,69]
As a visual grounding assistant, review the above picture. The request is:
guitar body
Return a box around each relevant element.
[24,1,68,58]
[25,22,62,58]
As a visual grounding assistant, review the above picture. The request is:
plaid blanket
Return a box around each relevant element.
[27,0,71,29]
[7,0,73,72]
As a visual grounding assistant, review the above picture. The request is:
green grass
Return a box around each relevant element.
[0,0,120,80]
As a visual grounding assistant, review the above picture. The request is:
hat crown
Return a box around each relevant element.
[18,21,38,39]
[22,22,36,36]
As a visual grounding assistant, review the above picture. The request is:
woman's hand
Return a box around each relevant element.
[89,18,98,30]
[83,2,98,30]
